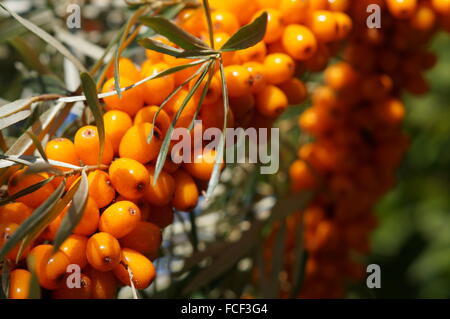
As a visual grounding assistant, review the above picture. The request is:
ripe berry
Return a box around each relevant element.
[87,170,115,209]
[230,93,256,127]
[51,273,92,299]
[172,169,199,212]
[113,248,156,290]
[0,222,30,262]
[102,77,144,116]
[147,205,174,229]
[184,148,223,181]
[103,110,132,154]
[141,62,175,105]
[263,53,296,85]
[289,160,317,192]
[253,9,284,43]
[280,0,309,24]
[210,10,240,34]
[105,57,140,82]
[0,202,32,225]
[308,10,339,43]
[109,158,150,200]
[235,41,267,64]
[243,62,266,93]
[86,232,121,271]
[134,106,171,135]
[119,123,162,164]
[59,234,88,269]
[282,24,318,60]
[85,266,117,299]
[256,85,289,118]
[119,221,162,256]
[223,65,253,97]
[279,78,308,105]
[74,125,114,166]
[9,269,32,299]
[144,167,175,206]
[386,0,418,19]
[99,201,141,238]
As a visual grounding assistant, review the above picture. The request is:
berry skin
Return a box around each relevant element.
[263,53,296,85]
[27,244,71,290]
[7,168,55,208]
[289,160,317,192]
[72,197,100,236]
[386,0,418,19]
[59,234,89,269]
[253,9,284,44]
[256,85,289,118]
[0,202,32,225]
[134,106,171,135]
[45,137,80,167]
[141,62,175,105]
[102,77,144,117]
[280,0,309,24]
[243,62,267,93]
[105,57,140,82]
[147,205,174,229]
[236,41,267,64]
[198,99,234,131]
[230,93,256,127]
[119,123,162,164]
[279,78,308,105]
[51,273,92,299]
[431,0,450,15]
[184,148,223,181]
[74,125,114,166]
[9,269,32,299]
[308,10,339,43]
[172,169,199,212]
[99,201,142,239]
[119,221,162,256]
[209,0,259,25]
[86,232,122,272]
[85,266,117,299]
[165,89,199,118]
[410,3,436,31]
[163,56,202,86]
[328,0,349,11]
[87,170,115,209]
[103,110,132,154]
[113,248,156,290]
[223,65,253,97]
[144,167,175,206]
[282,24,318,60]
[0,222,30,262]
[376,98,405,126]
[334,12,353,39]
[109,158,150,200]
[324,62,359,91]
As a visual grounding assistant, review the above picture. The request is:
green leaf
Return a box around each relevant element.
[0,110,31,130]
[1,260,10,298]
[0,3,86,72]
[220,12,268,52]
[0,176,55,207]
[26,132,48,162]
[139,16,209,51]
[175,50,219,59]
[138,37,184,57]
[53,171,88,252]
[26,255,41,299]
[0,179,65,260]
[80,72,105,166]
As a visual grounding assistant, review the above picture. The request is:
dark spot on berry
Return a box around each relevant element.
[129,207,137,215]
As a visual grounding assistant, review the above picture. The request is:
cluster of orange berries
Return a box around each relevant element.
[285,0,449,298]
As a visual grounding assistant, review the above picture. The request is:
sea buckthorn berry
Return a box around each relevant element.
[282,24,318,60]
[9,269,32,299]
[134,106,171,135]
[106,57,140,82]
[210,11,239,35]
[87,170,115,209]
[324,62,359,90]
[256,85,289,118]
[45,138,80,167]
[74,125,114,166]
[235,41,267,64]
[103,110,132,154]
[327,0,349,11]
[119,221,161,256]
[85,266,117,299]
[280,0,309,24]
[141,62,175,105]
[190,74,222,106]
[199,100,234,131]
[113,248,156,290]
[184,148,223,181]
[52,273,92,299]
[102,77,143,116]
[289,160,317,192]
[243,62,266,93]
[431,0,450,15]
[28,244,71,290]
[109,158,150,200]
[203,32,235,65]
[145,36,172,62]
[253,9,284,44]
[279,78,308,105]
[257,0,280,9]
[144,167,175,206]
[59,234,88,269]
[163,56,202,86]
[7,168,55,208]
[298,107,327,134]
[309,0,329,10]
[334,12,353,39]
[263,53,296,85]
[100,201,141,238]
[165,89,200,118]
[312,85,339,107]
[230,93,256,127]
[377,98,405,126]
[308,10,339,43]
[1,222,30,262]
[361,74,393,100]
[223,65,253,97]
[304,43,331,72]
[119,123,162,164]
[172,169,199,212]
[147,205,174,229]
[72,197,100,236]
[176,8,205,36]
[209,0,258,25]
[410,3,436,31]
[386,0,418,19]
[86,232,122,271]
[0,202,32,225]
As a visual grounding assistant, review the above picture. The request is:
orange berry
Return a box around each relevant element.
[0,202,32,225]
[113,248,156,290]
[99,201,141,238]
[254,9,284,43]
[209,0,259,25]
[119,123,162,164]
[282,24,318,60]
[243,62,266,93]
[184,148,223,181]
[165,89,200,118]
[431,0,450,15]
[334,12,353,39]
[74,125,114,165]
[86,232,121,271]
[0,222,30,262]
[103,110,133,154]
[377,98,405,126]
[410,3,436,31]
[280,0,310,24]
[190,74,223,106]
[309,0,329,10]
[72,196,100,236]
[27,244,71,290]
[229,93,256,127]
[328,0,349,11]
[9,269,32,299]
[308,10,339,43]
[289,160,317,192]
[7,168,55,208]
[223,65,253,97]
[263,53,296,85]
[144,37,170,63]
[256,85,289,117]
[119,221,161,256]
[134,106,171,135]
[176,8,205,36]
[51,273,92,299]
[324,62,359,90]
[106,57,140,82]
[59,234,88,269]
[210,10,240,34]
[163,56,202,86]
[141,62,175,105]
[198,100,234,131]
[87,170,115,209]
[109,158,150,200]
[279,78,308,105]
[144,167,175,206]
[147,205,174,229]
[256,0,280,9]
[386,0,418,19]
[172,169,199,212]
[45,138,80,167]
[204,32,235,65]
[102,77,144,116]
[235,41,267,64]
[85,266,117,299]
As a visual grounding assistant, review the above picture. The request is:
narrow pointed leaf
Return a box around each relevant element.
[139,38,184,57]
[0,176,55,206]
[0,98,34,118]
[0,110,31,130]
[26,132,48,162]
